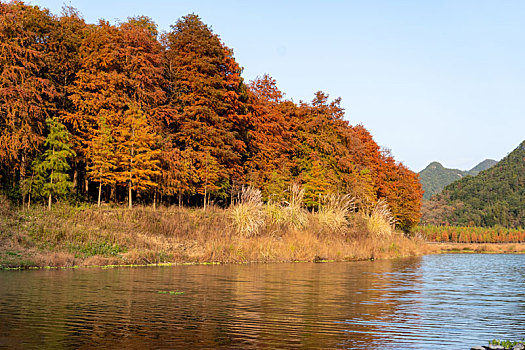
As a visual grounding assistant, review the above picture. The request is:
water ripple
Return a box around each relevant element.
[1,254,524,349]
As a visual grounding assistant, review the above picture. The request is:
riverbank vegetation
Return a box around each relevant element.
[0,192,434,269]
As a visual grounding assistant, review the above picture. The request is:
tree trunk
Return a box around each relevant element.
[204,154,208,211]
[110,182,116,203]
[21,152,26,207]
[48,161,54,211]
[73,167,78,190]
[129,122,135,210]
[128,180,132,209]
[27,170,34,209]
[153,190,156,210]
[97,182,102,208]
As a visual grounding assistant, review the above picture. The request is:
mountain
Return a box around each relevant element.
[419,162,468,199]
[418,159,497,199]
[421,141,525,228]
[468,159,498,175]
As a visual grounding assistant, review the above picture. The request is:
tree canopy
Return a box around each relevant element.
[0,2,423,230]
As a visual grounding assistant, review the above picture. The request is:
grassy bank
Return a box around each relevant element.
[0,195,434,269]
[431,242,525,254]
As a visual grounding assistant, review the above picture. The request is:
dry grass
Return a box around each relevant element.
[0,198,439,268]
[4,194,524,269]
[229,186,265,237]
[280,184,309,229]
[435,242,525,254]
[315,194,355,234]
[363,199,396,238]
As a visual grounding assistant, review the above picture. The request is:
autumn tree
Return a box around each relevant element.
[301,158,338,208]
[65,17,164,204]
[46,6,87,193]
[291,92,367,207]
[244,75,296,198]
[0,2,57,200]
[162,14,248,205]
[85,116,116,207]
[158,144,197,206]
[377,151,423,231]
[114,106,160,208]
[353,125,423,231]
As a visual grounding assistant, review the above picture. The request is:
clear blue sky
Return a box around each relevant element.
[29,0,525,172]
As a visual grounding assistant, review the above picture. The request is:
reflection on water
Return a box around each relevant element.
[0,254,524,349]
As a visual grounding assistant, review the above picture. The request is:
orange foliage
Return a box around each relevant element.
[0,4,424,230]
[419,225,525,243]
[0,2,56,179]
[160,14,248,201]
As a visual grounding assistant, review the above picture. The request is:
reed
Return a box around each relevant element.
[281,184,308,229]
[315,194,356,233]
[230,186,265,237]
[363,199,396,238]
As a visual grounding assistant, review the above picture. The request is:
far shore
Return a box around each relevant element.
[431,242,525,254]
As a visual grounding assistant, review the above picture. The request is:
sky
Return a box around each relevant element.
[28,0,525,172]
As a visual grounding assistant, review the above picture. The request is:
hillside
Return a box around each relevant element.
[469,159,498,175]
[419,162,468,199]
[419,159,497,199]
[422,141,525,228]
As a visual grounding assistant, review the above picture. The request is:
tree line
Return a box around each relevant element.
[419,225,525,243]
[0,1,423,231]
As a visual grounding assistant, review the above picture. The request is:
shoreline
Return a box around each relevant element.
[434,242,525,254]
[0,203,431,269]
[2,242,524,271]
[2,204,525,271]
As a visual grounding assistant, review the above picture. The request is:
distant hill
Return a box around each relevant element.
[468,159,498,175]
[419,159,497,199]
[419,162,468,199]
[421,141,525,228]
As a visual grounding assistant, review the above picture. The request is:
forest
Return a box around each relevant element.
[421,141,525,229]
[0,1,423,232]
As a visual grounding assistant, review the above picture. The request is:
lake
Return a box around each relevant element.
[1,254,524,349]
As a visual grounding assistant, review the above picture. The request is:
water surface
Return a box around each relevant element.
[1,254,524,349]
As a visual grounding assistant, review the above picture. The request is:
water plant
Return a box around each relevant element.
[158,291,184,295]
[489,339,525,349]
